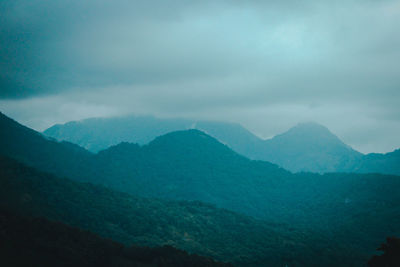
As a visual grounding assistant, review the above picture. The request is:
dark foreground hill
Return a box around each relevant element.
[43,115,400,175]
[0,209,232,267]
[0,156,357,267]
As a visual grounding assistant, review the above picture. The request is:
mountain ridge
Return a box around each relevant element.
[42,114,400,175]
[0,155,350,267]
[1,111,400,266]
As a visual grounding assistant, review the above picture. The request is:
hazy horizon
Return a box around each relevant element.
[1,109,398,155]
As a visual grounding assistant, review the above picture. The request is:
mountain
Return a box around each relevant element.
[2,112,400,227]
[2,112,400,266]
[93,131,400,231]
[353,149,400,175]
[256,122,400,175]
[0,111,288,220]
[43,115,263,156]
[43,115,400,175]
[0,111,92,180]
[0,209,232,267]
[0,155,353,267]
[189,121,263,158]
[93,130,291,219]
[257,122,363,173]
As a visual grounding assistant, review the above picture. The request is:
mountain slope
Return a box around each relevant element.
[2,112,400,229]
[1,112,400,267]
[43,115,400,175]
[93,133,400,230]
[0,111,92,179]
[0,209,232,267]
[258,122,363,173]
[0,111,288,220]
[353,149,400,175]
[93,130,290,219]
[43,115,264,155]
[0,155,354,267]
[257,122,400,175]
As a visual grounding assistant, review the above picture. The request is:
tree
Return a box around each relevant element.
[368,237,400,267]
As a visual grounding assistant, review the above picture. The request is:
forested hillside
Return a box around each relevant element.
[2,0,399,266]
[1,112,400,266]
[0,209,232,267]
[0,156,359,267]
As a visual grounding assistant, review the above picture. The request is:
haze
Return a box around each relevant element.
[1,0,400,153]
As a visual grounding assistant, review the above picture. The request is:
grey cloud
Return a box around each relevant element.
[0,0,399,153]
[2,0,398,97]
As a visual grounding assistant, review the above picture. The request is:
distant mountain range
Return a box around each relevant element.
[43,115,262,160]
[0,112,326,267]
[43,115,400,174]
[1,111,400,266]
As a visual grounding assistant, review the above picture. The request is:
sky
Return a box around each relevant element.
[1,0,400,153]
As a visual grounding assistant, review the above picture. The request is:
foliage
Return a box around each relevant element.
[0,208,232,267]
[0,156,366,267]
[1,112,400,266]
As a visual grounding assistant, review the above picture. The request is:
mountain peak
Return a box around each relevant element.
[150,129,217,145]
[145,129,245,160]
[261,122,362,173]
[271,122,343,146]
[148,129,227,151]
[287,122,333,135]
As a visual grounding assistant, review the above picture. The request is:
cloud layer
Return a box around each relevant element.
[1,0,400,153]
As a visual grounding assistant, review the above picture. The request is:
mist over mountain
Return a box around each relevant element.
[44,115,400,175]
[43,115,263,158]
[44,115,194,152]
[1,1,399,265]
[1,111,400,267]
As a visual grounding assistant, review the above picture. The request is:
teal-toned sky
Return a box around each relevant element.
[1,0,399,153]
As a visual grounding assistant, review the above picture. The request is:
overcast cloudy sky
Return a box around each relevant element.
[1,0,399,153]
